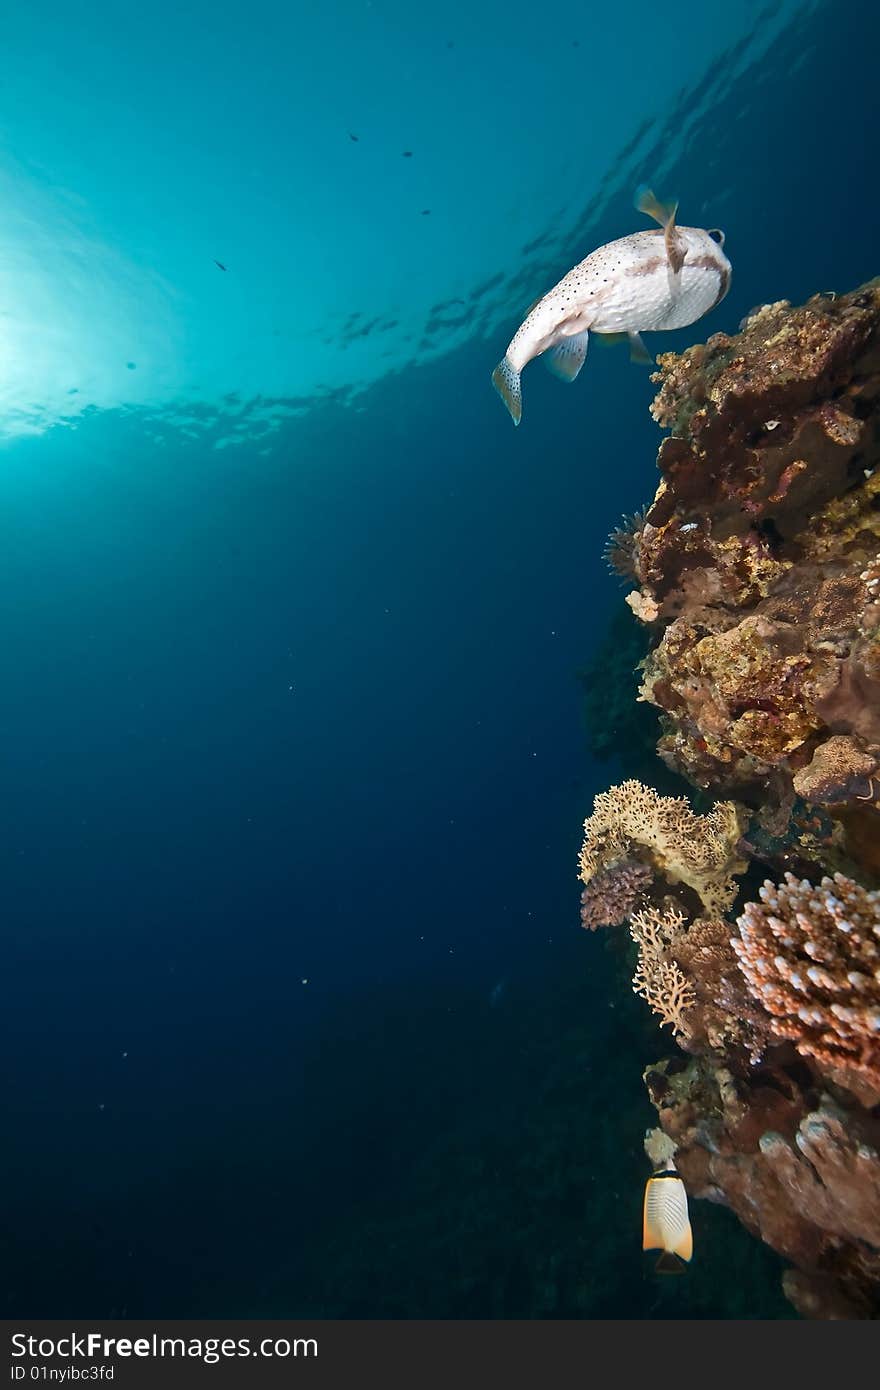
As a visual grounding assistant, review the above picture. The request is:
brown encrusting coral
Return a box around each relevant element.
[580,280,880,1318]
[670,914,771,1059]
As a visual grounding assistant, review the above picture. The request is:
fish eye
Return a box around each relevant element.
[708,228,725,245]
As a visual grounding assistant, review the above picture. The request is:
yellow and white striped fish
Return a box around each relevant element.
[491,188,731,426]
[642,1168,693,1273]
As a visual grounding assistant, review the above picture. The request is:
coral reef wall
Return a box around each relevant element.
[583,280,880,1319]
[630,282,880,866]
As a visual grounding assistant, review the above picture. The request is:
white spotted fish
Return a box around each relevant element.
[491,189,731,425]
[642,1165,693,1273]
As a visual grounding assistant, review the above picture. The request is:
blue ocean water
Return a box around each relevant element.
[1,0,877,1318]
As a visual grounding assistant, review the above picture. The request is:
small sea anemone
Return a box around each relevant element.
[603,508,647,583]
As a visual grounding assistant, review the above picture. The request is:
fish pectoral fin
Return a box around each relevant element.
[627,331,654,365]
[593,331,652,363]
[544,329,589,382]
[635,186,679,230]
[592,331,627,349]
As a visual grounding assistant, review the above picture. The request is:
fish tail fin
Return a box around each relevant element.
[672,1221,693,1263]
[635,185,679,230]
[654,1251,688,1276]
[492,355,522,426]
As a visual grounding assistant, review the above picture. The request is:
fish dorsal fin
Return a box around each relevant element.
[523,294,543,318]
[636,187,686,283]
[635,186,679,230]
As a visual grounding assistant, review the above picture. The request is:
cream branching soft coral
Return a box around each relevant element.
[578,779,747,917]
[629,905,695,1038]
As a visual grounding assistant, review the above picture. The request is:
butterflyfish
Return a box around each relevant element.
[642,1167,693,1274]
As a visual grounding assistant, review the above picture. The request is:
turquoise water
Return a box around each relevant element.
[1,0,875,1317]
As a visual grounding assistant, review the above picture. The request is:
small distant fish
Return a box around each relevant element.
[489,978,507,1008]
[491,188,731,425]
[402,150,413,157]
[642,1165,693,1273]
[349,132,359,142]
[421,209,431,216]
[213,260,227,272]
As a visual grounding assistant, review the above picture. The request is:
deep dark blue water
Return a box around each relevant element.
[2,0,877,1318]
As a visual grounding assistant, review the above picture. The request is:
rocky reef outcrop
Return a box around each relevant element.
[583,280,880,1318]
[629,282,880,871]
[643,1056,880,1318]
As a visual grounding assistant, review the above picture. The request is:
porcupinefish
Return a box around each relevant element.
[491,189,731,425]
[642,1161,693,1274]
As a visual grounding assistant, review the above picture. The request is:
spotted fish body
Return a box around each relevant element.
[492,191,731,425]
